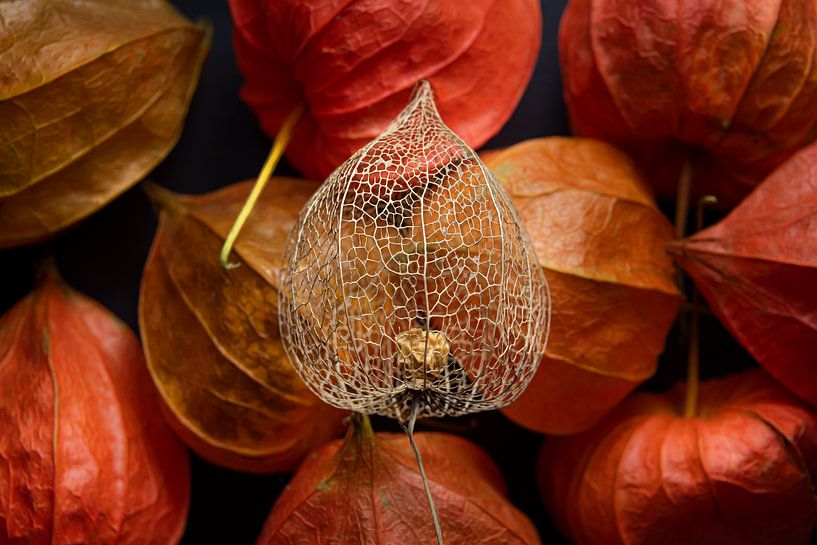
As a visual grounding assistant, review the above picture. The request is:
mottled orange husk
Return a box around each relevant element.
[539,369,817,545]
[485,138,681,434]
[139,179,346,473]
[229,0,541,181]
[0,0,210,248]
[256,415,541,544]
[559,0,817,205]
[0,267,190,544]
[670,140,817,406]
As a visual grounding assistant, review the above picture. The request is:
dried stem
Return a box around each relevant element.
[683,287,701,418]
[220,105,304,269]
[674,161,694,291]
[674,161,693,239]
[683,195,717,418]
[35,255,61,286]
[142,181,186,216]
[403,395,444,545]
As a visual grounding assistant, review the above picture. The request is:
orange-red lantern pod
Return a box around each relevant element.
[559,0,817,205]
[0,266,190,544]
[671,140,817,407]
[486,138,681,434]
[229,0,542,181]
[256,415,542,545]
[539,370,817,545]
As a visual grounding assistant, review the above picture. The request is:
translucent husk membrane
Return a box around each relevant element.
[278,81,551,544]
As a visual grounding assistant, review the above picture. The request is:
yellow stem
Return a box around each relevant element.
[219,105,304,269]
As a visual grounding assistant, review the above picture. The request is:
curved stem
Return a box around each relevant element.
[403,396,444,545]
[220,105,304,269]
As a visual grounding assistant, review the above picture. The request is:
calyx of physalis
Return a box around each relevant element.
[276,80,551,544]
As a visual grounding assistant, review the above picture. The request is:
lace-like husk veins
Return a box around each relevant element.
[279,82,550,422]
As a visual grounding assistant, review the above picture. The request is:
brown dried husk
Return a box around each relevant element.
[139,179,346,473]
[0,266,189,544]
[0,0,210,248]
[486,138,682,434]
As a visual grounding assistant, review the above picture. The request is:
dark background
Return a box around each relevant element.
[0,1,783,543]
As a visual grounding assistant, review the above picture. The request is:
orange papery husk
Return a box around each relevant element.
[559,0,817,205]
[256,415,542,545]
[0,268,190,544]
[539,369,817,545]
[486,138,681,434]
[229,0,541,181]
[670,139,817,406]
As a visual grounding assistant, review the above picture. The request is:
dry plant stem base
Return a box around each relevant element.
[683,195,718,418]
[220,105,304,268]
[684,288,701,418]
[674,161,694,290]
[674,155,717,419]
[402,396,445,545]
[674,159,698,417]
